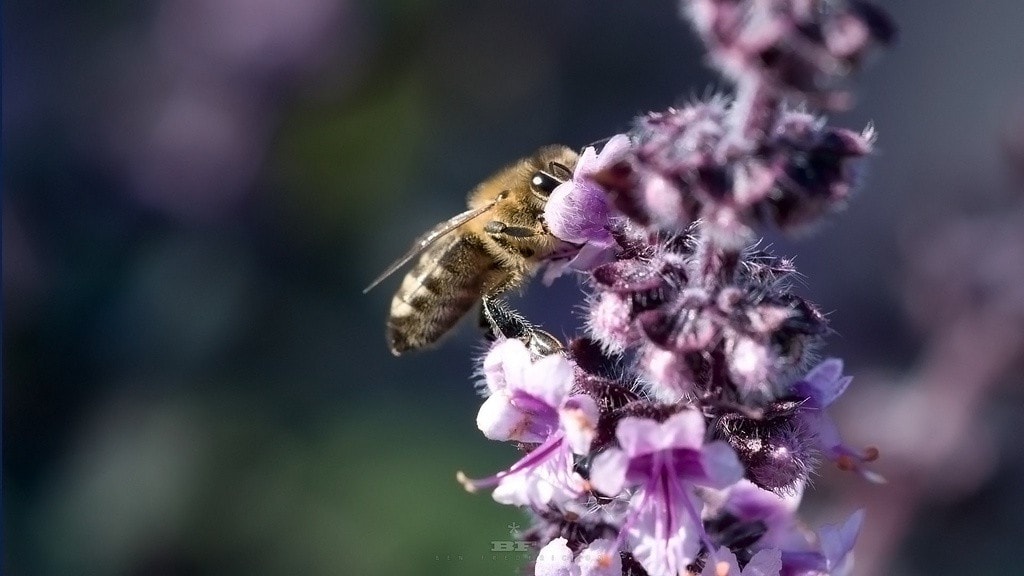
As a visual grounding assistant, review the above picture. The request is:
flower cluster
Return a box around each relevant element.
[685,0,896,108]
[454,2,894,575]
[599,101,876,246]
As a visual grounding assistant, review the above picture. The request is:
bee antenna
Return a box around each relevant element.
[548,161,573,181]
[580,136,613,152]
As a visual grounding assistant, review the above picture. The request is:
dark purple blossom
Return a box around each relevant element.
[717,405,819,493]
[598,102,875,245]
[581,239,827,405]
[684,0,896,108]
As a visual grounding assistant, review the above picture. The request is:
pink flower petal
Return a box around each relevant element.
[657,411,709,451]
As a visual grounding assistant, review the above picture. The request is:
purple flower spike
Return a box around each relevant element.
[793,359,882,482]
[683,0,896,107]
[606,99,875,244]
[544,134,631,280]
[459,339,600,508]
[589,411,743,575]
[446,1,894,572]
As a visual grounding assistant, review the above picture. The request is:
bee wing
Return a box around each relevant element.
[362,201,496,293]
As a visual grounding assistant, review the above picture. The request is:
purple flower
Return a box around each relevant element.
[535,538,622,576]
[458,339,600,508]
[793,359,882,482]
[704,481,862,575]
[589,411,744,575]
[780,510,865,576]
[543,134,631,281]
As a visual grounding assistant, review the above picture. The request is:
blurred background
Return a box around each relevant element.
[4,1,1024,574]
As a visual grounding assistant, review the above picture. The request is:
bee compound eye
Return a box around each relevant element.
[531,171,561,196]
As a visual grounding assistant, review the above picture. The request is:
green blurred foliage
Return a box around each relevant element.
[28,391,528,576]
[274,69,427,248]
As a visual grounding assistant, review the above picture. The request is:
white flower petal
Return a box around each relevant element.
[535,538,578,576]
[476,392,525,441]
[701,547,740,576]
[575,539,621,576]
[587,133,632,174]
[521,353,575,408]
[628,493,701,576]
[483,339,532,394]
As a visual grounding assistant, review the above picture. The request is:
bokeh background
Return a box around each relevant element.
[5,1,1024,575]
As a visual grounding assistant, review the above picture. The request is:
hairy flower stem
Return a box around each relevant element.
[693,241,741,288]
[721,77,782,160]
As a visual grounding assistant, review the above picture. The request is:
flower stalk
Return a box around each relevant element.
[452,2,896,575]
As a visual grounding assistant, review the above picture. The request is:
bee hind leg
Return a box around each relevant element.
[479,296,562,357]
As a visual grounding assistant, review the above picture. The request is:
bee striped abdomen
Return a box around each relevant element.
[387,234,495,355]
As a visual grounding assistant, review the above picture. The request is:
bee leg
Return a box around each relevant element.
[484,220,537,238]
[479,296,524,340]
[479,296,563,357]
[537,214,551,235]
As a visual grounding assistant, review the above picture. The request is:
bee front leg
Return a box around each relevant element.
[484,220,537,238]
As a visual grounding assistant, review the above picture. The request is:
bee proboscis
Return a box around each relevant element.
[364,145,579,356]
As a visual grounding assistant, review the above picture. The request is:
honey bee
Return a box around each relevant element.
[364,145,579,356]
